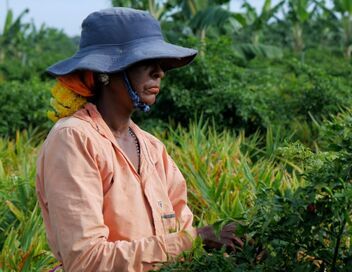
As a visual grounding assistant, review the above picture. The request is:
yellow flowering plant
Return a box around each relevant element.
[47,82,87,122]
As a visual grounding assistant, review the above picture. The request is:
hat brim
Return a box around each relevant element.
[47,38,197,76]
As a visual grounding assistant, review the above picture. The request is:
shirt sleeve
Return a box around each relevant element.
[38,127,194,272]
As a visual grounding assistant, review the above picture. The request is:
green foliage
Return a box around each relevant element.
[332,0,352,59]
[238,0,285,45]
[0,120,351,271]
[319,106,352,153]
[253,158,350,269]
[241,110,352,271]
[159,248,239,272]
[233,43,283,60]
[0,130,57,271]
[0,204,57,271]
[0,9,76,81]
[157,120,301,225]
[1,1,352,271]
[0,78,52,137]
[148,37,352,136]
[0,9,70,138]
[152,119,351,271]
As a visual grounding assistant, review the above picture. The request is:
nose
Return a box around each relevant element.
[151,62,165,79]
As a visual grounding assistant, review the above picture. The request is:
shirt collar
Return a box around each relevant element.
[73,102,117,144]
[72,103,156,169]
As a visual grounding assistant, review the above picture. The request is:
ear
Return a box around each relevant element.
[97,73,110,86]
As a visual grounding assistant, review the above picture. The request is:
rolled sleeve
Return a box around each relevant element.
[163,229,197,257]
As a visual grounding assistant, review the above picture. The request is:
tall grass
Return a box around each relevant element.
[0,130,57,271]
[158,121,352,271]
[0,124,310,271]
[155,121,304,225]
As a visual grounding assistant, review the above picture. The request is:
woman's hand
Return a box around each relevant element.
[196,223,244,253]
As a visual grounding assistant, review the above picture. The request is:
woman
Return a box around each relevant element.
[36,7,242,272]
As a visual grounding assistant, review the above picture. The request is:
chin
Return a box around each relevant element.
[142,97,157,105]
[145,101,156,106]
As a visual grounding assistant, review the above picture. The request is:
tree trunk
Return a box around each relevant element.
[292,23,304,53]
[199,28,206,57]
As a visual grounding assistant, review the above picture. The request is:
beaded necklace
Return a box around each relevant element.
[128,127,140,173]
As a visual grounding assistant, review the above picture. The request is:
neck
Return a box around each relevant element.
[94,73,137,137]
[96,98,134,138]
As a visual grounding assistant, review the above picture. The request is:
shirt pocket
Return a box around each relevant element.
[161,212,178,234]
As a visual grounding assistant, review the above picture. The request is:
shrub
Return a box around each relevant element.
[0,78,52,137]
[143,37,352,135]
[155,119,352,271]
[242,110,352,271]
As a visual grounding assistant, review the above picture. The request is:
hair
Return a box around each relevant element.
[86,73,104,105]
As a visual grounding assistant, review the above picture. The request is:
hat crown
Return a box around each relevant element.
[47,7,197,76]
[79,8,163,49]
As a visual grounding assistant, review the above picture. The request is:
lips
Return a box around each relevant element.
[146,87,160,95]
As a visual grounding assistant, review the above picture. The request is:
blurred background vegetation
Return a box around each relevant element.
[1,0,352,141]
[0,0,352,271]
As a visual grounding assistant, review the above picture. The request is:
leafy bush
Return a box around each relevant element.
[155,120,352,271]
[0,121,351,271]
[0,78,52,137]
[240,110,352,271]
[144,37,352,135]
[246,147,352,270]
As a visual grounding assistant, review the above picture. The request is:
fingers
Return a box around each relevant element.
[198,224,267,263]
[256,249,268,262]
[223,240,236,252]
[219,233,243,248]
[232,236,244,248]
[220,230,235,239]
[221,223,244,249]
[197,223,245,253]
[222,222,236,232]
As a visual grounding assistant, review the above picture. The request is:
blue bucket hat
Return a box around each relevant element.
[47,7,198,76]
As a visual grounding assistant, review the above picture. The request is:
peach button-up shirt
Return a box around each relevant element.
[36,103,196,272]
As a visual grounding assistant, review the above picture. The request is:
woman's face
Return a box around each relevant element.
[126,59,165,105]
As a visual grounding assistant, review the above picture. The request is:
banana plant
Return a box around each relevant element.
[123,0,238,56]
[285,0,320,53]
[172,0,234,45]
[172,0,284,60]
[111,0,175,20]
[240,0,284,45]
[333,0,352,59]
[172,0,283,58]
[0,9,30,63]
[0,8,76,80]
[111,0,250,57]
[230,0,284,60]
